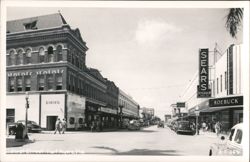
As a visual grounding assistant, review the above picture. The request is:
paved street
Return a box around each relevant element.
[6,125,219,156]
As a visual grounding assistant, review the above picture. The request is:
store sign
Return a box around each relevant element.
[209,96,243,107]
[100,107,117,114]
[7,69,64,77]
[197,48,211,98]
[177,102,185,107]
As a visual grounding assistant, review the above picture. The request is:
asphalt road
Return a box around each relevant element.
[6,125,219,156]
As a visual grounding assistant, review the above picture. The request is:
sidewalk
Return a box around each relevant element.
[6,134,35,148]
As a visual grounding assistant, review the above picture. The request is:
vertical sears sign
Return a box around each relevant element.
[197,49,211,97]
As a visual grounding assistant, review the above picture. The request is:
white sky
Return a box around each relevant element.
[7,7,243,120]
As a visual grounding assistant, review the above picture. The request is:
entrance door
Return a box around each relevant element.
[47,116,58,130]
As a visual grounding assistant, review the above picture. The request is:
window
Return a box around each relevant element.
[217,78,219,94]
[225,71,227,90]
[47,74,53,90]
[16,50,23,65]
[9,50,15,65]
[57,45,63,61]
[6,109,15,123]
[9,77,15,92]
[78,118,83,124]
[69,117,75,125]
[48,46,54,62]
[24,76,31,91]
[38,75,45,91]
[16,76,22,91]
[56,74,62,90]
[25,49,32,64]
[39,47,45,63]
[24,21,37,30]
[229,129,235,141]
[220,75,222,92]
[234,129,242,144]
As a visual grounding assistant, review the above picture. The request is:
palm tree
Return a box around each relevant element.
[225,8,243,38]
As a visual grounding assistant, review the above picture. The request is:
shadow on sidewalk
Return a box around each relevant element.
[6,138,34,148]
[89,146,181,156]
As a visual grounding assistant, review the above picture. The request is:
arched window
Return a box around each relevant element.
[25,49,32,64]
[16,50,23,65]
[9,50,15,66]
[48,46,54,62]
[39,47,45,63]
[57,45,63,62]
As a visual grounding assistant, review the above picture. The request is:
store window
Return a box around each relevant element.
[9,50,15,66]
[57,45,63,62]
[25,49,32,64]
[47,74,53,90]
[56,74,62,90]
[48,46,54,62]
[69,117,75,125]
[9,77,15,92]
[234,129,242,144]
[39,47,45,63]
[6,109,15,123]
[24,76,31,91]
[38,75,45,91]
[16,76,22,91]
[16,49,23,65]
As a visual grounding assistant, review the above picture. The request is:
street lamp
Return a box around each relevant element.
[25,92,29,139]
[195,106,200,135]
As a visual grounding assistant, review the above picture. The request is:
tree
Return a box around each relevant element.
[225,8,243,38]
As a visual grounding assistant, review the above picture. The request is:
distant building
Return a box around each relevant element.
[141,107,154,121]
[164,114,171,122]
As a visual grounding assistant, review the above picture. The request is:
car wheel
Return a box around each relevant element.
[209,149,212,156]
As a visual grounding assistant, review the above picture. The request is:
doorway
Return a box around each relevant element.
[47,116,58,130]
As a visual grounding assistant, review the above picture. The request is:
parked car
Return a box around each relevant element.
[175,121,195,135]
[209,123,243,156]
[157,121,165,128]
[16,120,42,133]
[128,120,140,130]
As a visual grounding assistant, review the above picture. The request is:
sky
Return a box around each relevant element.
[7,6,243,119]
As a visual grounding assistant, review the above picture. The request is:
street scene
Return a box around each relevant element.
[7,125,219,156]
[3,1,248,160]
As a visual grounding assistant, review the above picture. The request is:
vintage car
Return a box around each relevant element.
[128,120,140,130]
[16,120,42,133]
[175,121,195,135]
[209,123,243,156]
[157,121,165,128]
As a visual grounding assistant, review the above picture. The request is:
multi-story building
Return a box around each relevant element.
[176,44,243,131]
[6,13,122,130]
[118,89,140,125]
[140,107,154,121]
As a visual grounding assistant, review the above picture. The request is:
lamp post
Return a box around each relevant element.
[195,106,200,135]
[25,92,29,139]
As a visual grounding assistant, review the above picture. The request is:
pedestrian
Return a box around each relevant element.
[215,121,222,136]
[202,121,206,132]
[61,118,67,134]
[54,118,62,134]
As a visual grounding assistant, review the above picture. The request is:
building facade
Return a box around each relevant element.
[175,44,243,132]
[6,13,126,130]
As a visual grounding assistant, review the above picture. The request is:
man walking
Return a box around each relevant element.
[54,118,62,134]
[61,118,67,134]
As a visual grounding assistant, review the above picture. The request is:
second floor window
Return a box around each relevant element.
[47,74,54,90]
[9,77,15,92]
[38,75,45,91]
[9,50,15,66]
[25,76,31,91]
[17,76,22,91]
[56,74,62,90]
[57,45,63,61]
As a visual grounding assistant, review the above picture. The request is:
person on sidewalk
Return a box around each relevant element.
[215,121,222,136]
[61,118,67,134]
[54,118,62,134]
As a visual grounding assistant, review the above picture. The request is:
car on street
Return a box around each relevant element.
[128,120,140,130]
[157,121,165,128]
[209,123,243,156]
[17,120,42,133]
[175,121,195,135]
